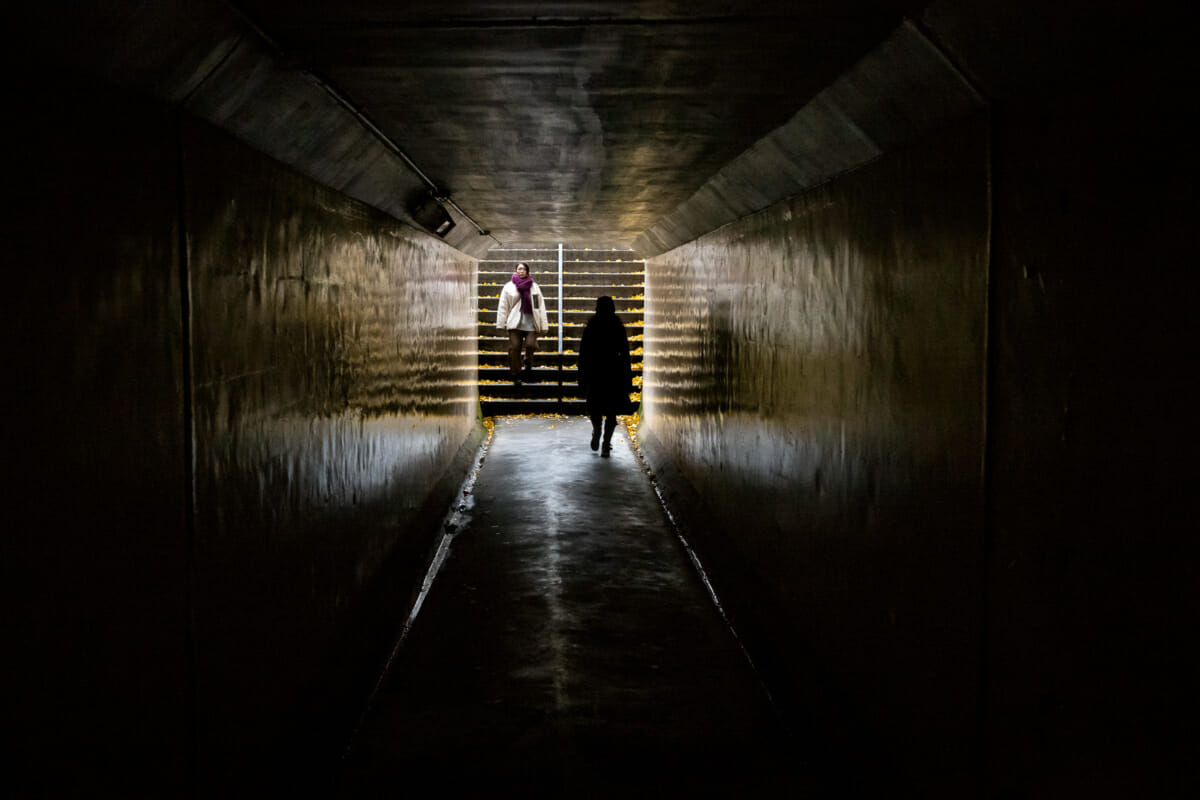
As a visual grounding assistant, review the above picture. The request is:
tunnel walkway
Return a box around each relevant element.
[336,415,817,797]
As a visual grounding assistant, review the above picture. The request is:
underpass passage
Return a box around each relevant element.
[338,416,822,797]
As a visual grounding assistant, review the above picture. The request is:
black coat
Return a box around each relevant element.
[578,311,632,416]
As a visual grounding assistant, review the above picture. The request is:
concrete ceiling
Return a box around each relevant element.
[15,1,923,256]
[18,1,1180,258]
[228,0,916,249]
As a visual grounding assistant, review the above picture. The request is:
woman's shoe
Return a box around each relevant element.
[601,442,611,457]
[590,429,600,451]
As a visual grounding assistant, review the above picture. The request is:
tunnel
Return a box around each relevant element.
[5,1,1197,797]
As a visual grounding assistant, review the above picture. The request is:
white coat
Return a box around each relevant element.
[495,280,550,332]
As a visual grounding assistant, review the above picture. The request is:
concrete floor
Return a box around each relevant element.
[337,415,818,797]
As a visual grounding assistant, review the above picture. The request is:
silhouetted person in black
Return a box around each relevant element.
[578,295,632,457]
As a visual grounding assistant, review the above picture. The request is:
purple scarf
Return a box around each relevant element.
[512,273,535,314]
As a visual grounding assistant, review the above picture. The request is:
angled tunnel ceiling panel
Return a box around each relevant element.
[635,20,985,256]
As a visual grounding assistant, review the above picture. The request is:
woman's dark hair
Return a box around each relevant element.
[516,262,530,273]
[595,295,615,315]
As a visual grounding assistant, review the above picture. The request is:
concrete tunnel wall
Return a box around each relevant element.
[635,15,1198,800]
[640,116,990,796]
[5,79,482,793]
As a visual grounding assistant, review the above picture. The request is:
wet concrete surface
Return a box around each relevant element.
[337,415,817,797]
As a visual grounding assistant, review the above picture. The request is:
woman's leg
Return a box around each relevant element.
[507,330,523,379]
[589,414,601,451]
[523,331,538,374]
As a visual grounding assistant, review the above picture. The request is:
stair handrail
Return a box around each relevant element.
[557,243,564,406]
[557,243,564,355]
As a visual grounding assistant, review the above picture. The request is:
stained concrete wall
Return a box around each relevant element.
[980,67,1198,798]
[638,13,1199,798]
[5,78,480,794]
[5,81,193,798]
[641,117,990,796]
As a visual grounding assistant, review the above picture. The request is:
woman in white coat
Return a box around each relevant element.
[495,262,549,383]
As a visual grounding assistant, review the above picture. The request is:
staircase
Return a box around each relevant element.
[477,246,644,416]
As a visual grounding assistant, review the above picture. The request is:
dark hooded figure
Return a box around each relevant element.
[578,295,633,457]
